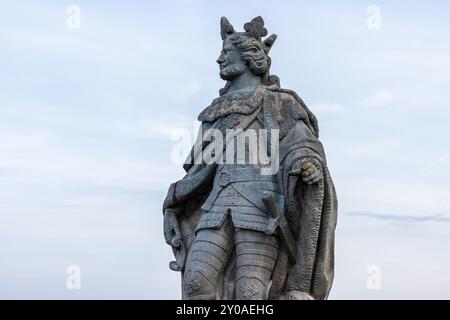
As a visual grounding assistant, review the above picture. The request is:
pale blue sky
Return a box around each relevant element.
[1,0,450,299]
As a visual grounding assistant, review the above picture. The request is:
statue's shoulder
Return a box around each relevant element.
[261,85,320,138]
[197,88,263,123]
[260,85,305,117]
[261,84,301,104]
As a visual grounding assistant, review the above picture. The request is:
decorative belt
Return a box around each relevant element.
[217,167,278,187]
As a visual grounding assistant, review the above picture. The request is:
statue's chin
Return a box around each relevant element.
[219,67,245,81]
[219,71,236,81]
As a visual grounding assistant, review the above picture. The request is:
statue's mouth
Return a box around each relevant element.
[219,63,227,70]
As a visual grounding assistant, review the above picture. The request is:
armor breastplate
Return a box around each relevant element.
[197,164,283,233]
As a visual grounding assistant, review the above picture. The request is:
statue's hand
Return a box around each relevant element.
[287,290,314,300]
[288,159,322,185]
[163,207,182,247]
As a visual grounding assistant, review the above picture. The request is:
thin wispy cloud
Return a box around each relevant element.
[348,212,450,224]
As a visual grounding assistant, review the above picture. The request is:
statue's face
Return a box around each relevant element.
[217,41,247,80]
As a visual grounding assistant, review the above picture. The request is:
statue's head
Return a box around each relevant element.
[217,16,277,82]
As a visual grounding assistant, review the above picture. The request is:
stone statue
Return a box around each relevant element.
[162,16,337,300]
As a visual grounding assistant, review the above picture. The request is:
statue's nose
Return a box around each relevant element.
[216,53,225,64]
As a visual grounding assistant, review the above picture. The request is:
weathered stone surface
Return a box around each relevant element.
[162,16,337,300]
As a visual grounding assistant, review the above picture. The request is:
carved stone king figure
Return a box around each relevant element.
[163,16,338,300]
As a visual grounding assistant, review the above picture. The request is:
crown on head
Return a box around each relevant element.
[220,16,277,54]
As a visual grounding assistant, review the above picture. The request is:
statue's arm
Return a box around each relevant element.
[163,118,218,211]
[280,145,326,299]
[288,157,323,185]
[163,163,216,210]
